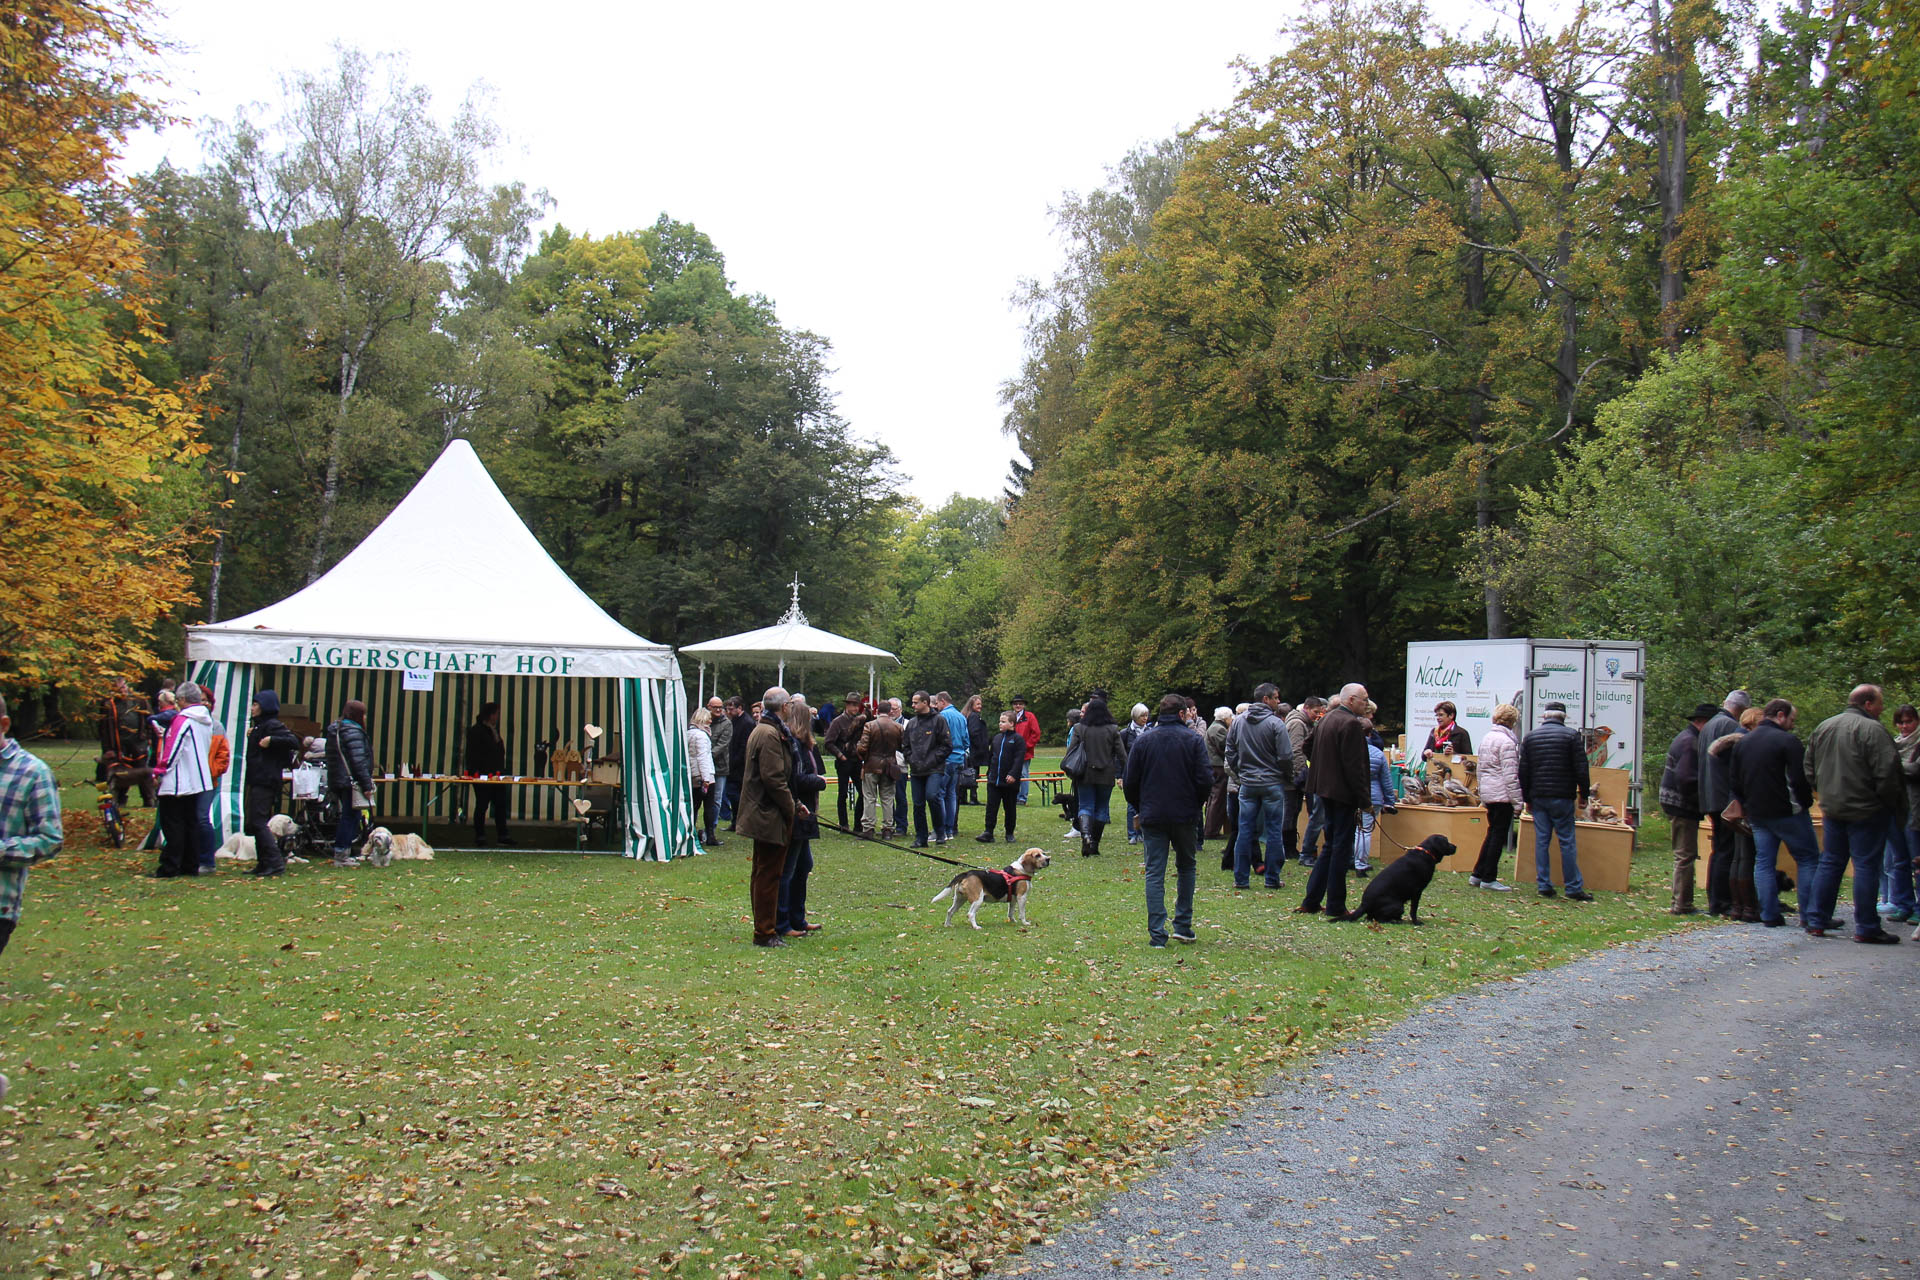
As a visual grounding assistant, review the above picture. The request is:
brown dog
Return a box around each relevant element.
[932,848,1051,929]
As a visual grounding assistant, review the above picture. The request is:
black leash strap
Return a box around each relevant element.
[821,818,970,867]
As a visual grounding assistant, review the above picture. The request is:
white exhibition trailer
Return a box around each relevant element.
[1403,638,1648,812]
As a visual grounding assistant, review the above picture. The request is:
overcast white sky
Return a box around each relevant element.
[123,1,1488,505]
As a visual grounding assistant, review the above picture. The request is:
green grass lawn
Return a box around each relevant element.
[4,741,1711,1279]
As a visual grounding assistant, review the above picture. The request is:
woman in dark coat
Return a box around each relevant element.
[1074,698,1129,857]
[777,699,827,937]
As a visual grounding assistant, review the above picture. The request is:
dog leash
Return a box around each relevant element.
[820,819,971,868]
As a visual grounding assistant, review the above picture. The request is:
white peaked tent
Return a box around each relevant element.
[184,439,697,860]
[680,578,899,703]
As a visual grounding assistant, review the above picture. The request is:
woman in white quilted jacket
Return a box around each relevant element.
[1470,704,1523,891]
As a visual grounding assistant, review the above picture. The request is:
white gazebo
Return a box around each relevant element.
[679,577,899,704]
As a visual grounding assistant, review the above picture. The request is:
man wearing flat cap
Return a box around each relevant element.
[1519,701,1594,900]
[1659,703,1716,913]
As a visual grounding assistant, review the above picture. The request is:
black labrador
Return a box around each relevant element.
[1340,834,1455,924]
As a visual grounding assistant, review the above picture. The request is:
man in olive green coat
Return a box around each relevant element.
[1806,684,1905,942]
[736,687,800,947]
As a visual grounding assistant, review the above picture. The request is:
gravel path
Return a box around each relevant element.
[1003,924,1920,1279]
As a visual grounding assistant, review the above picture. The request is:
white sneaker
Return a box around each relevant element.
[1063,828,1079,840]
[1480,879,1514,892]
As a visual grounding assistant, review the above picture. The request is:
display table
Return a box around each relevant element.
[1516,814,1634,891]
[1375,805,1488,874]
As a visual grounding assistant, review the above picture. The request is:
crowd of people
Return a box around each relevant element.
[1661,684,1918,944]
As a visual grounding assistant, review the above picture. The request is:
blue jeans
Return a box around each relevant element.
[196,789,218,870]
[721,776,741,823]
[1752,812,1820,925]
[332,788,363,855]
[1234,782,1287,889]
[1077,782,1115,826]
[1355,809,1375,869]
[1811,813,1889,935]
[928,768,954,839]
[941,761,962,836]
[776,838,813,933]
[1532,796,1583,893]
[1880,823,1917,917]
[896,773,909,825]
[1300,792,1326,859]
[1141,822,1197,945]
[1126,799,1141,841]
[1017,757,1031,803]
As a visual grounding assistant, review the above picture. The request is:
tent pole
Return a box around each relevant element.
[698,661,705,704]
[868,663,875,707]
[778,656,785,688]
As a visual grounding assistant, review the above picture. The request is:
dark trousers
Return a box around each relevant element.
[692,783,716,837]
[1706,813,1738,914]
[982,782,1018,838]
[471,782,510,841]
[1204,778,1229,839]
[750,839,787,942]
[0,917,15,955]
[1473,801,1515,882]
[156,794,203,877]
[724,777,743,828]
[245,782,284,873]
[1283,785,1306,857]
[777,838,813,933]
[1299,799,1359,916]
[833,757,864,829]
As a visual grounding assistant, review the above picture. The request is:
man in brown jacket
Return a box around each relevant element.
[856,708,905,837]
[1295,683,1371,919]
[735,687,802,947]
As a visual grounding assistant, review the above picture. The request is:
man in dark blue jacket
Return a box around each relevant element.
[1728,699,1817,927]
[1123,694,1213,948]
[1518,701,1593,901]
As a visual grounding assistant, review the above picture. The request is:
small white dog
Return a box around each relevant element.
[931,848,1051,929]
[362,827,435,865]
[216,814,300,861]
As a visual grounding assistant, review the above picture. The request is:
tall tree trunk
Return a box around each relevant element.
[1653,0,1690,351]
[307,330,370,584]
[206,329,255,622]
[1464,174,1507,638]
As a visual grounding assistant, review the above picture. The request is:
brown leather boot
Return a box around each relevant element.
[1732,870,1760,923]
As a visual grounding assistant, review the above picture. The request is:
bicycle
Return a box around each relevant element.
[96,781,124,849]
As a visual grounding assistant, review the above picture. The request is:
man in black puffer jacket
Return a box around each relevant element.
[1519,702,1592,901]
[244,690,302,877]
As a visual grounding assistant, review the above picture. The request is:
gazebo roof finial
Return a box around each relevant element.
[779,573,808,626]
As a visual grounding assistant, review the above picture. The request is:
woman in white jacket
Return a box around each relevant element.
[687,709,718,850]
[154,684,216,878]
[1470,703,1523,890]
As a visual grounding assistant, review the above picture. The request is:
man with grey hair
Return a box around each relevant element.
[1520,700,1594,901]
[1806,684,1904,943]
[1295,684,1371,918]
[736,687,800,947]
[1697,689,1752,915]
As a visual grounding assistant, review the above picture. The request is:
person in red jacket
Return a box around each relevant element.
[1010,695,1043,804]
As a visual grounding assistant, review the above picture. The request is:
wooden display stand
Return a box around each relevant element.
[1590,766,1632,817]
[1375,805,1485,874]
[1516,814,1634,891]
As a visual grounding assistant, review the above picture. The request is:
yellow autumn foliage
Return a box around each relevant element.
[0,1,208,689]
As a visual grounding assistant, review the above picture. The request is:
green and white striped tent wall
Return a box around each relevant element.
[189,662,696,860]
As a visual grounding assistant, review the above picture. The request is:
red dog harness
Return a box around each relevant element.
[982,866,1032,898]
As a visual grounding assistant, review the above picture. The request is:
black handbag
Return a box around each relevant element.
[1061,738,1087,781]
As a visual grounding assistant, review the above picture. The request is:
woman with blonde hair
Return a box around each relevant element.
[687,707,719,848]
[1471,704,1523,891]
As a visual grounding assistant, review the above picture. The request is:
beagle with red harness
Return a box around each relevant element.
[932,848,1051,929]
